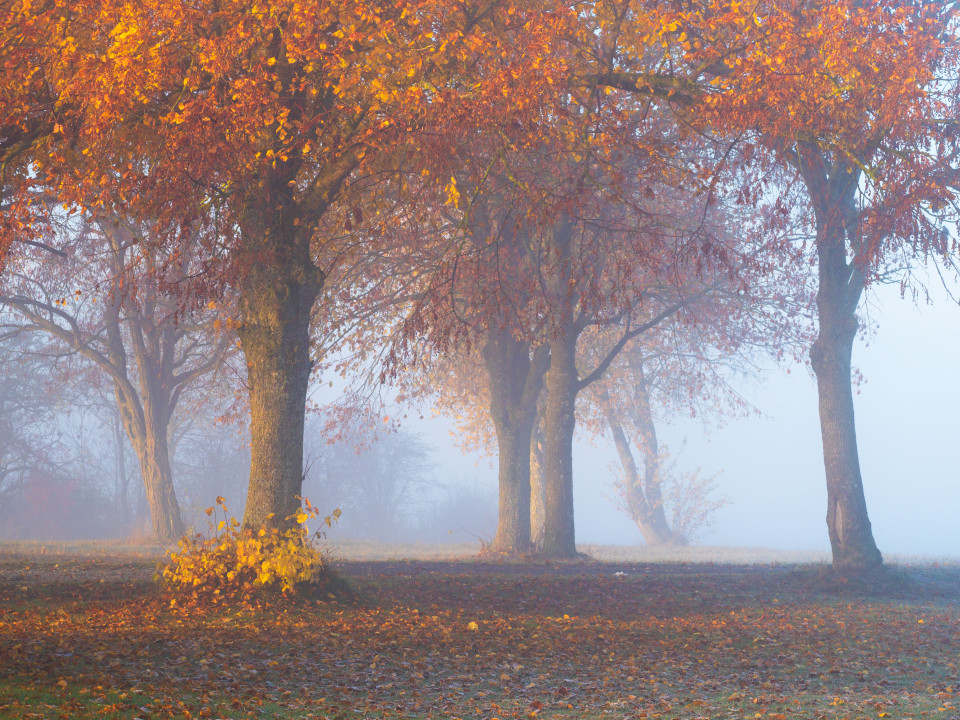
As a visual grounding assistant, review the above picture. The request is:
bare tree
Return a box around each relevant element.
[0,215,234,540]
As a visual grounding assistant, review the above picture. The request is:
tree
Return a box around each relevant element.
[699,0,959,568]
[1,0,576,535]
[305,422,436,541]
[0,217,231,540]
[596,0,960,568]
[0,331,64,505]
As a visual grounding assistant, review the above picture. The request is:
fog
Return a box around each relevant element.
[2,271,957,558]
[408,280,960,557]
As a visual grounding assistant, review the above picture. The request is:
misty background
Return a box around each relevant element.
[2,276,956,557]
[393,280,957,556]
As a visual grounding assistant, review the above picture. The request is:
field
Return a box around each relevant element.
[1,543,959,719]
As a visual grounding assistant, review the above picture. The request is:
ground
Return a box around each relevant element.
[1,544,959,719]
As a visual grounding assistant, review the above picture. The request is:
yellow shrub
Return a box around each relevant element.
[160,497,340,601]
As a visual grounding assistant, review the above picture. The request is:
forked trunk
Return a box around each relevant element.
[540,333,578,558]
[606,405,674,545]
[482,333,548,555]
[113,383,184,541]
[803,150,882,570]
[238,256,320,531]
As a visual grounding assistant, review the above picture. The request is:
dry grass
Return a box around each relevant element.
[1,537,955,566]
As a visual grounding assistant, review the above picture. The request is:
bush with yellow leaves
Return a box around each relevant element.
[160,496,340,601]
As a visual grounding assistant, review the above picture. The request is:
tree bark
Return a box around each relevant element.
[237,250,321,531]
[802,149,882,570]
[235,178,323,533]
[540,331,579,558]
[111,382,184,540]
[113,407,130,532]
[132,426,182,540]
[482,332,548,555]
[631,370,681,544]
[530,413,546,551]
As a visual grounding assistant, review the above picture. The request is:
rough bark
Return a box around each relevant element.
[237,249,321,531]
[482,332,549,555]
[133,428,182,540]
[236,178,323,532]
[111,377,184,541]
[802,148,882,570]
[540,330,579,558]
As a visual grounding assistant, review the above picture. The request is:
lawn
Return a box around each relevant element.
[1,545,958,719]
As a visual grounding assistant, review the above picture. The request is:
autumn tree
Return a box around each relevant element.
[368,202,551,555]
[0,0,577,535]
[529,166,742,557]
[0,217,231,540]
[591,0,960,567]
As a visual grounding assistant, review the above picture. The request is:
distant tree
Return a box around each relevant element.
[0,331,128,540]
[0,331,65,507]
[305,423,436,542]
[417,484,499,544]
[0,217,232,540]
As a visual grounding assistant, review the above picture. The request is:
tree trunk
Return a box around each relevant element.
[530,415,546,550]
[133,430,183,540]
[540,332,578,558]
[482,332,548,555]
[811,320,881,569]
[113,407,130,532]
[238,250,321,531]
[112,381,184,541]
[606,404,675,545]
[631,370,681,544]
[803,150,882,570]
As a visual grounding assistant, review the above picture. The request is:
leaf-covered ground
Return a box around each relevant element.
[1,551,959,719]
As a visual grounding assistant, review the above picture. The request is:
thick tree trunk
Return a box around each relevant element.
[113,383,184,541]
[803,150,882,570]
[238,253,320,531]
[530,415,546,550]
[482,333,548,555]
[133,431,183,541]
[489,415,534,553]
[540,332,578,558]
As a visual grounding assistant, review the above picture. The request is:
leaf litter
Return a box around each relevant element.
[1,552,959,719]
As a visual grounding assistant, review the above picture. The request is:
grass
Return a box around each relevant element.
[1,541,959,719]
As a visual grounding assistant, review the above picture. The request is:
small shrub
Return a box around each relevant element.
[160,496,340,601]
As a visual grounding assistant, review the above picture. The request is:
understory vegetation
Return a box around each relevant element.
[1,548,958,719]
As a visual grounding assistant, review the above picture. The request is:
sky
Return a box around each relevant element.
[416,279,960,558]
